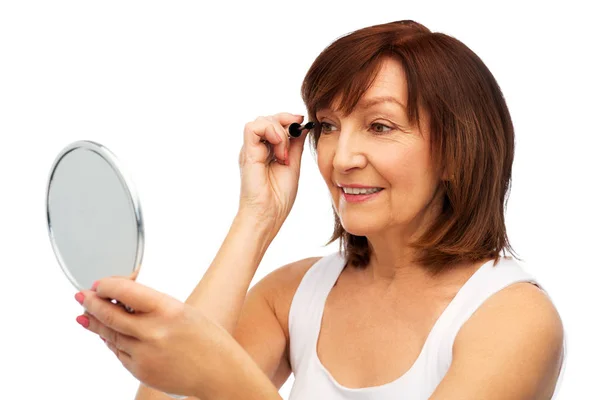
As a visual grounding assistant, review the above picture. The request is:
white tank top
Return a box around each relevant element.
[287,252,567,399]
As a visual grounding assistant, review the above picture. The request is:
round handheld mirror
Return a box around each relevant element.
[46,140,144,299]
[46,140,185,399]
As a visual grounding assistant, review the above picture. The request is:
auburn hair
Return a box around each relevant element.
[301,20,520,276]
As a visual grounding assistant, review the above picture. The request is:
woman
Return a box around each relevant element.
[74,20,566,399]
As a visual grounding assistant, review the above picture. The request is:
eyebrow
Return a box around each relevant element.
[356,96,407,110]
[315,96,409,119]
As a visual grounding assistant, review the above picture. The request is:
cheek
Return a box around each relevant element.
[316,145,340,205]
[386,151,437,204]
[316,142,333,180]
[381,148,431,191]
[374,150,409,184]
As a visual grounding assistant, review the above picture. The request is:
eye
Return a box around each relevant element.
[370,122,393,134]
[319,121,337,134]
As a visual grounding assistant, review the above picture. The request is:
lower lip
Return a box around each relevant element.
[340,188,383,203]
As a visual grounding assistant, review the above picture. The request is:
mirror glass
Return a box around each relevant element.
[46,140,144,291]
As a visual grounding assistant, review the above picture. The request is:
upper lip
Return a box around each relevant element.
[336,183,383,189]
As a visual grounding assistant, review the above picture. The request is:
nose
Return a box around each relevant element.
[332,130,367,173]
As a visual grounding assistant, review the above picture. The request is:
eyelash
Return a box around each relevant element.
[318,121,394,134]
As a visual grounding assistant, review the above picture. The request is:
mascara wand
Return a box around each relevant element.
[288,121,315,138]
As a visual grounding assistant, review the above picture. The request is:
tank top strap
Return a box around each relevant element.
[288,251,346,375]
[428,256,566,399]
[429,257,541,372]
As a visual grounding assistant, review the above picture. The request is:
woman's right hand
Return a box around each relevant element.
[237,112,309,234]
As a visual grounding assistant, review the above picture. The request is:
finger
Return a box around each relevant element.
[245,116,284,147]
[80,290,140,337]
[287,125,310,169]
[244,114,303,165]
[272,113,305,166]
[93,277,166,313]
[272,114,306,163]
[243,117,285,164]
[265,118,289,163]
[80,312,139,354]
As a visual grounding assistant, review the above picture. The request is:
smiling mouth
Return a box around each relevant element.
[340,187,384,195]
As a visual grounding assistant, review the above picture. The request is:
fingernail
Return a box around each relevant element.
[76,315,89,328]
[75,292,84,305]
[91,281,99,291]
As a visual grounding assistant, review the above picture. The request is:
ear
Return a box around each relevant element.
[440,166,452,182]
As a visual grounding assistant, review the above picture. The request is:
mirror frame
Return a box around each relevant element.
[45,140,145,291]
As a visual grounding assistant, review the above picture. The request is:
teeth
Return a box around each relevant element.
[342,187,382,195]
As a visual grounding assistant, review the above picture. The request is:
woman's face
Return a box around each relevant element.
[316,57,443,239]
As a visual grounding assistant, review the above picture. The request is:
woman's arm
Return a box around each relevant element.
[78,277,285,400]
[191,317,285,400]
[137,320,282,400]
[135,111,310,399]
[184,212,277,332]
[134,252,318,400]
[134,213,277,400]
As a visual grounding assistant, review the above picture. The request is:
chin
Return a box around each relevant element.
[339,216,384,237]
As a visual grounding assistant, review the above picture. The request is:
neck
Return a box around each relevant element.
[359,189,443,286]
[361,238,432,286]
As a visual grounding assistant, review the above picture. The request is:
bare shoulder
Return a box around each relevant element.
[256,256,323,338]
[457,282,564,342]
[437,282,565,399]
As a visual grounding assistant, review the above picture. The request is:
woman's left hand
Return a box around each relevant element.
[74,277,234,398]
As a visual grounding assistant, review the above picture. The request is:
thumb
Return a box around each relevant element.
[288,127,310,169]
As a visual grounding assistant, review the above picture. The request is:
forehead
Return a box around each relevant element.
[327,56,408,112]
[364,57,408,102]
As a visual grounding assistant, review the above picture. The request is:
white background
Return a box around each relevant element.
[0,1,597,398]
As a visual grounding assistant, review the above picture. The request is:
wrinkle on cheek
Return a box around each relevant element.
[380,130,419,146]
[373,132,405,144]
